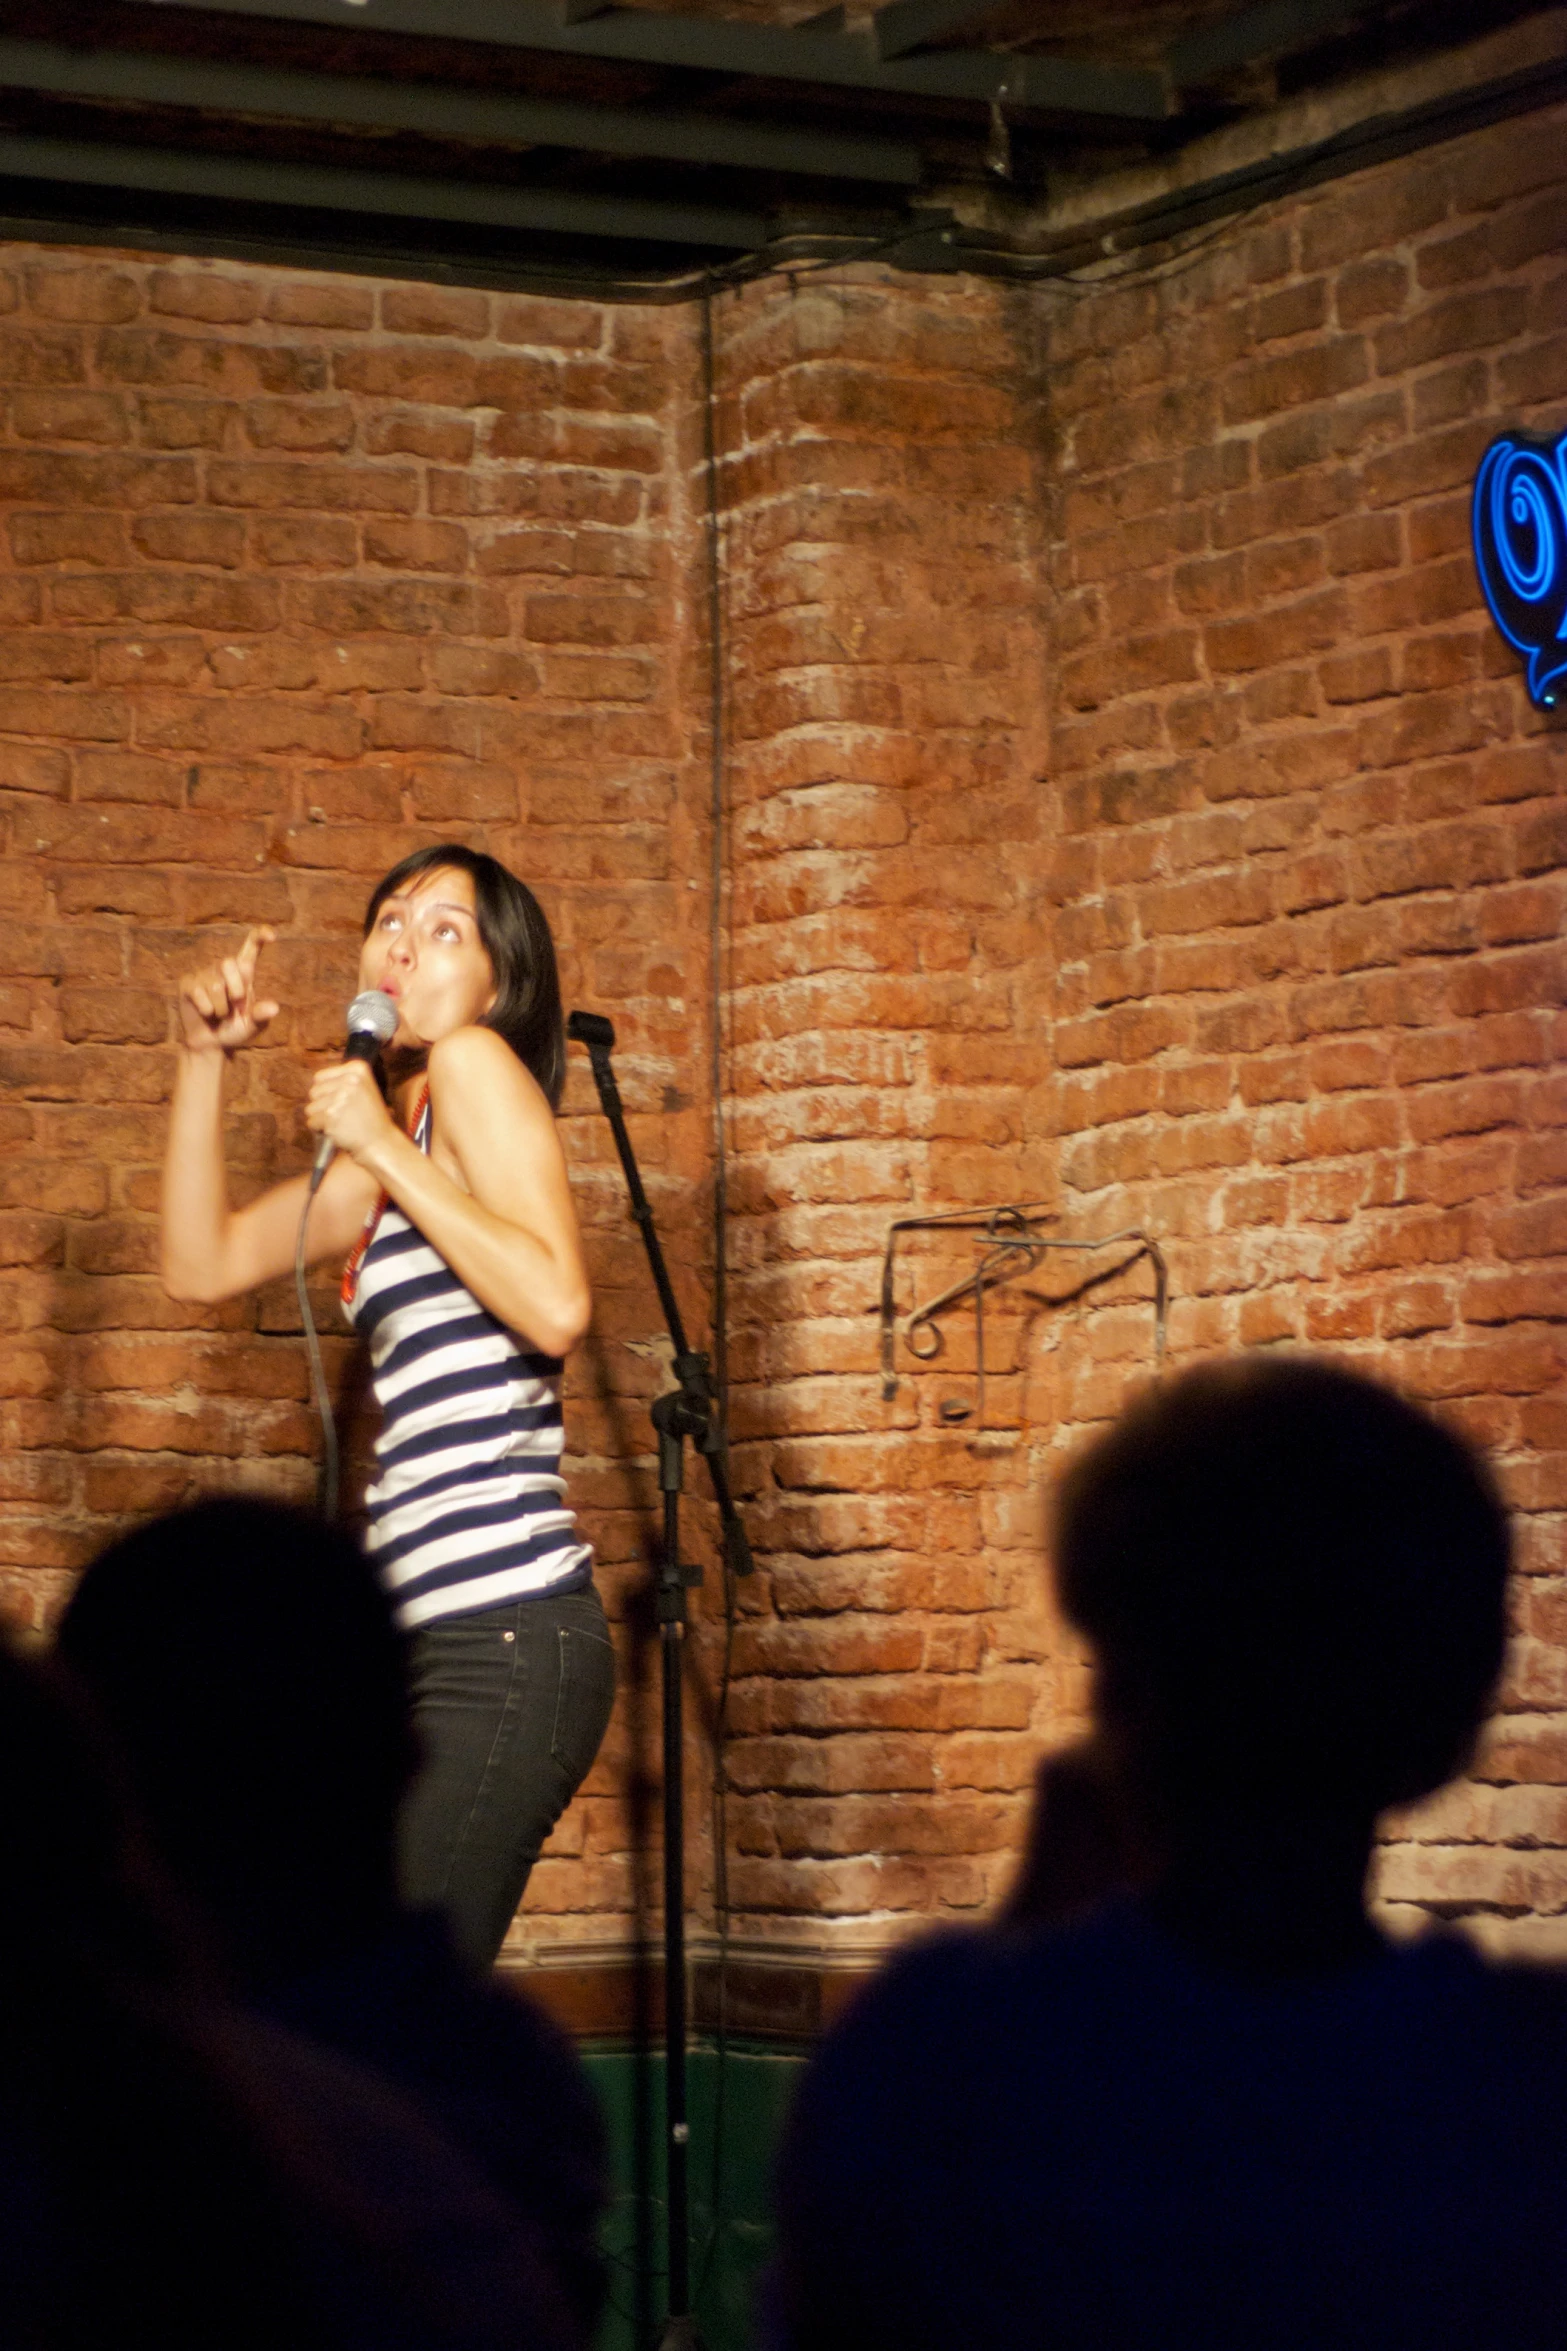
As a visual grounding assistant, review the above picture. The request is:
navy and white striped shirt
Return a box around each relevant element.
[344,1099,592,1632]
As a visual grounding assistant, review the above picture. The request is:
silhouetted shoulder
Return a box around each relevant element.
[262,1911,606,2339]
[774,1908,1567,2351]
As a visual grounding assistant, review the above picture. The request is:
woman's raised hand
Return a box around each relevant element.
[176,926,281,1054]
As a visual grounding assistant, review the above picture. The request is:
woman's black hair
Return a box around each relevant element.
[363,843,566,1109]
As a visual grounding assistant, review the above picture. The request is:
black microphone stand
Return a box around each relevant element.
[567,1010,753,2351]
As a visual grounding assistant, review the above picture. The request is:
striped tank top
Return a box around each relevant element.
[343,1096,592,1632]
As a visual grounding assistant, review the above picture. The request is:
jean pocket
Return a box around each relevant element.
[550,1625,615,1783]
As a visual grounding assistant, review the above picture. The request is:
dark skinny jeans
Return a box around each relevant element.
[397,1584,615,1971]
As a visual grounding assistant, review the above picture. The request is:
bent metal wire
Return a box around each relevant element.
[879,1204,1169,1430]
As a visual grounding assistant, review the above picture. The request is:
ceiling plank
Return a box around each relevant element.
[0,127,770,247]
[870,0,1001,65]
[0,34,924,184]
[1168,0,1380,86]
[123,0,1172,118]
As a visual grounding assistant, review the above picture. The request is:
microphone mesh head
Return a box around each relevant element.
[346,989,399,1046]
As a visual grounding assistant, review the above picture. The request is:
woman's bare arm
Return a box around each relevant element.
[306,1025,591,1357]
[161,927,378,1304]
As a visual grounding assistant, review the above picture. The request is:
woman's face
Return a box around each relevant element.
[360,866,497,1049]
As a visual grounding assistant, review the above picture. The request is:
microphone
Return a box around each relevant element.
[310,989,399,1190]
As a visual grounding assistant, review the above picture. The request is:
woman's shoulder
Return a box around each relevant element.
[427,1024,516,1078]
[427,1026,543,1104]
[425,1029,558,1170]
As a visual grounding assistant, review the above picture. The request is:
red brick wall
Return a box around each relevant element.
[3,88,1566,1967]
[713,102,1567,1959]
[0,248,711,1955]
[709,270,1059,1946]
[1041,106,1567,1955]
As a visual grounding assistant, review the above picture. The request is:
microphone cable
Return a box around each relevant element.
[295,1185,339,1521]
[294,988,398,1521]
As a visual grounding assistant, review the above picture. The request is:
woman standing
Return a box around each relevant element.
[162,844,615,1969]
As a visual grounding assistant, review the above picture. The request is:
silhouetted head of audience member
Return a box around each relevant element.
[0,1633,192,2019]
[0,1633,339,2348]
[57,1498,417,1984]
[0,1610,582,2351]
[1054,1355,1510,1834]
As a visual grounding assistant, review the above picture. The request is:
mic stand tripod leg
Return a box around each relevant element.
[654,1397,699,2345]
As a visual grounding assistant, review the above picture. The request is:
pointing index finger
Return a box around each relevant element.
[236,924,276,980]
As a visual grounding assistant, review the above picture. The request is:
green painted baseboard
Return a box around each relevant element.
[582,2039,807,2351]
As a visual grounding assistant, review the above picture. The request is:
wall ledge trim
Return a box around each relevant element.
[497,1935,896,2045]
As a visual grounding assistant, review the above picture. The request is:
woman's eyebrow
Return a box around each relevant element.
[383,896,473,920]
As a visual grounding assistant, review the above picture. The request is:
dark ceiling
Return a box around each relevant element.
[0,0,1553,296]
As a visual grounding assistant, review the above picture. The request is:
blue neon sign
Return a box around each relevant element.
[1472,430,1567,711]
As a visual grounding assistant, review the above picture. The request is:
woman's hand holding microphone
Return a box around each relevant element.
[305,1057,398,1172]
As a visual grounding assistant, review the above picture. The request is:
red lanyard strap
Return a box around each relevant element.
[340,1082,429,1307]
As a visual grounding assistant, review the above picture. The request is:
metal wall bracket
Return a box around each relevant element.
[879,1203,1168,1428]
